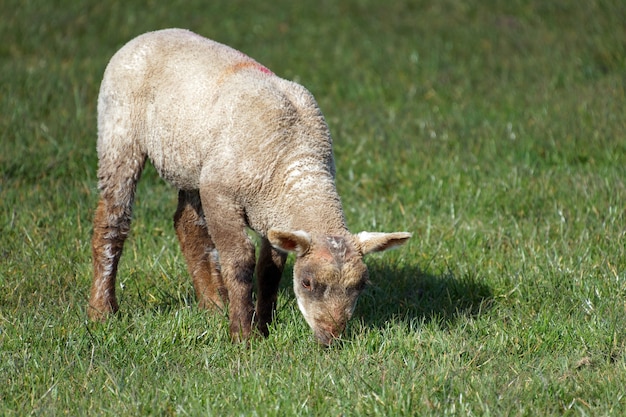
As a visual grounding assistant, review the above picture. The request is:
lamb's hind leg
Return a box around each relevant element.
[174,190,228,310]
[89,155,146,320]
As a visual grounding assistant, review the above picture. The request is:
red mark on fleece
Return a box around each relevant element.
[232,60,274,75]
[233,50,274,75]
[257,64,273,75]
[216,53,274,85]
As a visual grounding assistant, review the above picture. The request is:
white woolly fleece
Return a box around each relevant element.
[97,28,347,236]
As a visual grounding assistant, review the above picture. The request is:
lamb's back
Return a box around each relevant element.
[99,29,328,192]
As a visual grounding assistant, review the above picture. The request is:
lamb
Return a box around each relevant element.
[88,28,411,345]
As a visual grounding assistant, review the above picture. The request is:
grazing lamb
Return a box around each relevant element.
[88,28,411,345]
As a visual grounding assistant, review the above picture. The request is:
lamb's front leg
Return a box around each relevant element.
[174,190,228,310]
[255,238,287,337]
[200,188,256,342]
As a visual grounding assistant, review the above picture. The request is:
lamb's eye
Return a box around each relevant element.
[302,278,312,290]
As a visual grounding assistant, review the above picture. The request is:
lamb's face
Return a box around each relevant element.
[292,236,368,345]
[267,228,411,345]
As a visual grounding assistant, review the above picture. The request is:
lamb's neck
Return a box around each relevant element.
[276,177,348,236]
[289,197,347,236]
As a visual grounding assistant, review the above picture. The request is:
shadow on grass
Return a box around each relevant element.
[354,261,494,331]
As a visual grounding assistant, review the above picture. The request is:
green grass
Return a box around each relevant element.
[1,0,625,415]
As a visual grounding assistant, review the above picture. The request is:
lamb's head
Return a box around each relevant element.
[267,229,411,345]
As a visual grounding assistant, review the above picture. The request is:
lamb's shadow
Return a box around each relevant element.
[351,260,493,331]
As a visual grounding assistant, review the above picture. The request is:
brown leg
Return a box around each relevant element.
[255,238,287,336]
[88,156,145,320]
[199,187,257,342]
[174,190,228,310]
[89,198,122,319]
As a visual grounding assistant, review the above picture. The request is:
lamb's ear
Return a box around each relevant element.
[356,232,412,255]
[267,229,312,257]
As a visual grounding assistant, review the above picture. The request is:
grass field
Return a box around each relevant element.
[1,0,625,415]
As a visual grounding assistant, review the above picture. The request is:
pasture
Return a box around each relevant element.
[1,0,625,415]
